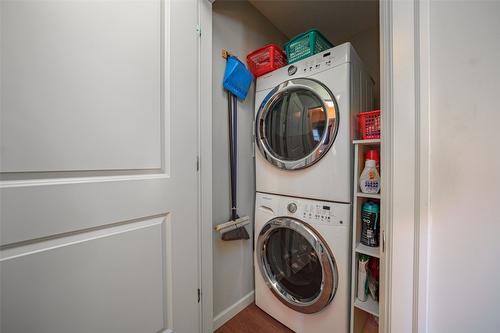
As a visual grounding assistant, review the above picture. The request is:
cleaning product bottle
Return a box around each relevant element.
[361,201,380,247]
[359,159,380,194]
[365,149,380,170]
[357,255,369,302]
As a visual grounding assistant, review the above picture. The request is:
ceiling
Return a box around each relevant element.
[247,0,379,44]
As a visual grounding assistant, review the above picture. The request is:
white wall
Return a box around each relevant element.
[212,0,287,325]
[427,1,500,332]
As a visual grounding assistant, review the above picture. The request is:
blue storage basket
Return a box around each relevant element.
[223,56,253,100]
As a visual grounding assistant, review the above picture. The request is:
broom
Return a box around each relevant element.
[214,52,253,241]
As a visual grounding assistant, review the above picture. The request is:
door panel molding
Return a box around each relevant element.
[1,216,173,333]
[0,0,171,176]
[0,172,169,188]
[1,216,167,260]
[0,178,177,246]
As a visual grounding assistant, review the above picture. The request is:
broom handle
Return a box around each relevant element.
[228,92,238,221]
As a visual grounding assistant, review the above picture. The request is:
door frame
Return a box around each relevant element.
[198,1,213,333]
[198,0,431,332]
[379,0,430,332]
[196,0,215,333]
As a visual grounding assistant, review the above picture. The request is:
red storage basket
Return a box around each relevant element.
[358,110,381,139]
[246,44,287,78]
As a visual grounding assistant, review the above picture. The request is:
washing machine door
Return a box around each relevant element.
[256,217,338,314]
[255,78,339,170]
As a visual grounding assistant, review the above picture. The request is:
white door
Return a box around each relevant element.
[0,1,200,332]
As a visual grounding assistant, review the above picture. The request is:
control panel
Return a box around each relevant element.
[300,202,335,223]
[255,43,352,92]
[282,198,347,226]
[300,50,335,74]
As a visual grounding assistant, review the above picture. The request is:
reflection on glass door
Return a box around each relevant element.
[265,89,326,161]
[256,78,339,170]
[265,226,323,301]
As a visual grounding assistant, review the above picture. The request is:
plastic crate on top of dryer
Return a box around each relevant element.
[284,29,333,64]
[246,44,287,78]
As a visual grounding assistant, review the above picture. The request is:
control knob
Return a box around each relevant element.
[287,203,297,213]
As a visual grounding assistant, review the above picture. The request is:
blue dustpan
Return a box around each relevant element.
[223,56,253,100]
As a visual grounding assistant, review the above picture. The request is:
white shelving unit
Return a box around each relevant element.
[354,296,379,317]
[352,138,381,145]
[350,139,383,333]
[355,192,381,200]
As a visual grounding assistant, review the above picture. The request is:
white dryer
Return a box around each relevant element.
[254,43,373,203]
[254,193,351,333]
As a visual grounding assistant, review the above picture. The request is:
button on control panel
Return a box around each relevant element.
[301,203,336,224]
[279,196,347,227]
[302,50,334,73]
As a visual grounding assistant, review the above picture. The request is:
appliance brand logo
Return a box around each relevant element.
[288,65,297,76]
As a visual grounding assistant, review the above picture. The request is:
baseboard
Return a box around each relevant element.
[213,290,255,330]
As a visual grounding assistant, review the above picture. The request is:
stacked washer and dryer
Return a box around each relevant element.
[253,43,373,333]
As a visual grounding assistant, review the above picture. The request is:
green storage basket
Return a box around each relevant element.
[284,29,334,64]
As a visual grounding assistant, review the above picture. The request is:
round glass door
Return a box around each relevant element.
[255,78,339,170]
[257,217,338,314]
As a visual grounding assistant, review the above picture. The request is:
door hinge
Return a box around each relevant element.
[197,288,201,303]
[196,24,201,37]
[196,156,200,171]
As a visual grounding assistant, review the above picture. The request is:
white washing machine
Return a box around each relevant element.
[254,193,351,333]
[254,43,373,203]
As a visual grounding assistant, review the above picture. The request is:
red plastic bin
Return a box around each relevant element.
[358,110,381,139]
[246,44,287,78]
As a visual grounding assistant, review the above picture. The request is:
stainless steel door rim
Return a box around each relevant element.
[255,78,339,170]
[257,217,338,314]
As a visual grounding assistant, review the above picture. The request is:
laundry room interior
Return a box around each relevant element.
[212,1,382,332]
[3,0,499,332]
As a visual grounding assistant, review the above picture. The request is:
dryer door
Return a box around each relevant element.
[256,217,338,314]
[255,78,339,170]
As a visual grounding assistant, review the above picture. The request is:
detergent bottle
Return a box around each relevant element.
[359,159,380,194]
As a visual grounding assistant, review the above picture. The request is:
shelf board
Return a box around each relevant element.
[354,295,379,317]
[355,243,380,258]
[355,192,381,199]
[353,138,381,145]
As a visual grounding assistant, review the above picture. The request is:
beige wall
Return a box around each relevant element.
[212,0,287,323]
[348,26,380,108]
